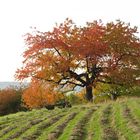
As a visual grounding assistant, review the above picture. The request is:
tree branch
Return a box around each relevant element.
[90,64,102,83]
[68,70,86,85]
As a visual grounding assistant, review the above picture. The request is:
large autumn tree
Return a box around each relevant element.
[16,19,140,101]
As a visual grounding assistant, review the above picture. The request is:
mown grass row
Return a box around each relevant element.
[0,98,140,140]
[0,108,72,140]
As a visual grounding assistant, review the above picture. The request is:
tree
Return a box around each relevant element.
[16,18,140,101]
[0,87,24,115]
[94,83,128,100]
[22,80,64,109]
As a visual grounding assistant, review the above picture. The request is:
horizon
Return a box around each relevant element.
[0,81,28,89]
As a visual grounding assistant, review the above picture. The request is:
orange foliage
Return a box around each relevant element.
[0,88,21,115]
[76,91,86,100]
[22,80,63,109]
[0,88,16,104]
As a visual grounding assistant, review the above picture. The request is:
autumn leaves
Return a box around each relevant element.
[16,18,140,103]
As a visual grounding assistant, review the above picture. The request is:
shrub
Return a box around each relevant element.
[22,81,65,109]
[0,87,24,115]
[67,90,87,105]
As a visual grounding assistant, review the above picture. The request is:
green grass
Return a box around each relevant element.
[127,98,140,120]
[113,101,139,140]
[86,106,104,140]
[0,98,140,140]
[17,110,67,140]
[58,109,87,140]
[37,108,77,140]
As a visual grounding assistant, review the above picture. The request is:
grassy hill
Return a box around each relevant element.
[0,98,140,140]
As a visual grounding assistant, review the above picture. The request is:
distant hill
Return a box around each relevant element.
[0,82,28,89]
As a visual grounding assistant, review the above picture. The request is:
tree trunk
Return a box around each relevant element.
[85,85,93,102]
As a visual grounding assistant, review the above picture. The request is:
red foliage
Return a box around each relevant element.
[16,19,140,101]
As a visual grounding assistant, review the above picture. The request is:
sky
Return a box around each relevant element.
[0,0,140,82]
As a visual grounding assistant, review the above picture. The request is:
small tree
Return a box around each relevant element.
[0,88,23,115]
[16,19,140,101]
[22,80,64,109]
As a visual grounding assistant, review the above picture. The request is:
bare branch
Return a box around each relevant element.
[68,70,86,85]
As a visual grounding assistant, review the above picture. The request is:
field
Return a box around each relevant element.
[0,98,140,140]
